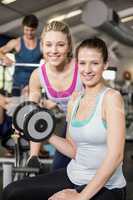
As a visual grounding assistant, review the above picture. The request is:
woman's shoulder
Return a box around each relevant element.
[32,68,39,75]
[105,88,122,98]
[67,91,81,111]
[30,68,40,81]
[103,87,124,107]
[67,91,81,120]
[70,91,82,102]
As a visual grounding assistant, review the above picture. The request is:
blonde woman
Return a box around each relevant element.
[26,20,83,170]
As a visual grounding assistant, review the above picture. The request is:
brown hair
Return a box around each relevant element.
[22,14,39,28]
[75,37,108,63]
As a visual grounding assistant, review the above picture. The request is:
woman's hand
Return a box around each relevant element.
[12,124,23,136]
[39,98,57,109]
[48,189,82,200]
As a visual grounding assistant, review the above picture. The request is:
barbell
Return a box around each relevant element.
[0,59,44,67]
[15,63,40,67]
[0,62,40,67]
[12,101,56,142]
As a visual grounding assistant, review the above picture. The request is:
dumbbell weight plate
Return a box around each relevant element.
[12,101,39,133]
[23,108,56,142]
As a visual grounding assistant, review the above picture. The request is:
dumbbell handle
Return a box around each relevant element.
[54,112,66,119]
[11,133,20,144]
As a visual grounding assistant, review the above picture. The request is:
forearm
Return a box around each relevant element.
[49,135,76,159]
[80,154,123,200]
[29,91,41,103]
[0,51,5,61]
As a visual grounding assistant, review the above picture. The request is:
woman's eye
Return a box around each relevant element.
[58,43,65,47]
[79,62,85,65]
[45,43,51,47]
[92,62,99,65]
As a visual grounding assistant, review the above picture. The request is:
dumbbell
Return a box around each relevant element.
[12,101,56,142]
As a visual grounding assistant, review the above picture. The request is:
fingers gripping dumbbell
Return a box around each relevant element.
[12,101,56,142]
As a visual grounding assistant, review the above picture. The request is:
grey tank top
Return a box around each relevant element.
[67,88,126,189]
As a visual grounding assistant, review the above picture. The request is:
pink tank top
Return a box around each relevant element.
[39,63,83,113]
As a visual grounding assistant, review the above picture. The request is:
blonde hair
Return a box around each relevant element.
[41,21,73,60]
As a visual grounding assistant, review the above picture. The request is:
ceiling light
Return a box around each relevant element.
[1,0,16,5]
[48,15,66,22]
[118,8,133,23]
[118,7,133,18]
[66,10,82,18]
[121,15,133,23]
[48,9,82,23]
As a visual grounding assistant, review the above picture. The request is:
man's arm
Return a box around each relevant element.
[0,38,18,66]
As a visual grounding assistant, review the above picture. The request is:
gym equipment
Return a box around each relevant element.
[0,132,39,188]
[0,61,40,67]
[0,127,53,188]
[0,101,65,187]
[12,101,56,142]
[0,157,52,188]
[6,95,29,116]
[24,107,56,142]
[0,129,53,188]
[0,60,44,96]
[12,63,40,67]
[12,101,39,133]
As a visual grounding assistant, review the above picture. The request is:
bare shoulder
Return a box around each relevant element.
[15,38,21,51]
[67,91,81,114]
[0,38,18,52]
[71,91,80,102]
[8,38,18,47]
[104,88,124,108]
[69,91,81,105]
[30,68,40,83]
[32,68,39,76]
[105,88,123,100]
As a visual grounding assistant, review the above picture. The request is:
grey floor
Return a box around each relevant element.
[0,141,133,200]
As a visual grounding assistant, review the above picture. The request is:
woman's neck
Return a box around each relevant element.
[84,83,105,99]
[47,59,73,75]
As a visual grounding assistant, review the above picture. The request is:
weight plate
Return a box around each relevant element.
[12,101,39,132]
[23,108,56,142]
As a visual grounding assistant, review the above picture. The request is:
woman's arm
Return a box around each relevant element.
[48,93,78,159]
[79,89,126,200]
[28,69,42,103]
[28,69,44,157]
[48,133,76,159]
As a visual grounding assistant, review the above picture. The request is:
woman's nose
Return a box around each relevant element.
[51,45,58,53]
[84,64,91,73]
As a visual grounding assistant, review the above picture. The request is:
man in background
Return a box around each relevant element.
[0,15,46,158]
